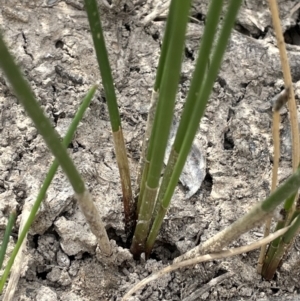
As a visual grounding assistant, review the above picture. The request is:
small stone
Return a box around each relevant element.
[47,267,61,283]
[59,292,84,301]
[69,260,80,277]
[58,270,72,286]
[240,287,253,297]
[35,286,57,301]
[0,217,8,229]
[57,249,70,268]
[17,122,28,131]
[37,234,59,262]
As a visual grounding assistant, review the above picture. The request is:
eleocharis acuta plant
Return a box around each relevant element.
[130,0,192,258]
[0,33,111,256]
[135,0,178,213]
[84,0,134,236]
[143,0,242,259]
[145,0,226,257]
[0,85,98,292]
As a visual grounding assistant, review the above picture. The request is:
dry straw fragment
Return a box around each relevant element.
[3,202,31,301]
[122,227,290,300]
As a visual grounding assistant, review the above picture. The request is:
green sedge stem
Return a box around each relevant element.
[0,87,96,292]
[146,0,242,254]
[84,0,121,131]
[147,0,224,254]
[0,211,16,270]
[84,0,134,234]
[0,33,85,194]
[131,0,192,257]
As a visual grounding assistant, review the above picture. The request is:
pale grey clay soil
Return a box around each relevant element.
[1,0,300,300]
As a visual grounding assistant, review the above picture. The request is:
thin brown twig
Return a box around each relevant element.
[257,0,300,275]
[268,0,299,175]
[261,0,300,277]
[257,88,288,273]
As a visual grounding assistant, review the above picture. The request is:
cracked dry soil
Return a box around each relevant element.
[2,0,300,300]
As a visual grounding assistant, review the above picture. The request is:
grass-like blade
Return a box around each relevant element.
[146,0,224,256]
[130,0,192,258]
[175,165,300,262]
[84,0,134,235]
[146,0,243,256]
[0,86,102,292]
[0,210,16,270]
[262,210,300,279]
[0,31,111,257]
[136,0,178,208]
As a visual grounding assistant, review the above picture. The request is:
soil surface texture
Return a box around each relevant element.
[1,0,300,300]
